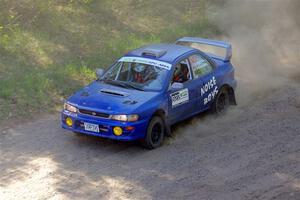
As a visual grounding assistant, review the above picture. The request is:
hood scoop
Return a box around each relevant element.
[100,89,129,97]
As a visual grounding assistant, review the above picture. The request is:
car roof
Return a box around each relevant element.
[124,43,196,64]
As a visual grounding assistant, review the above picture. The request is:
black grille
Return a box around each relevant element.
[79,109,110,118]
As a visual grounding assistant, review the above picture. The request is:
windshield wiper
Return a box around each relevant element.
[103,79,128,89]
[123,82,144,91]
[102,79,144,91]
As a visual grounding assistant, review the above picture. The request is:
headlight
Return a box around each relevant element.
[64,102,78,113]
[111,114,139,122]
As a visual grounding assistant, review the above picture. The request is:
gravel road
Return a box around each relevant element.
[1,78,299,200]
[1,1,299,199]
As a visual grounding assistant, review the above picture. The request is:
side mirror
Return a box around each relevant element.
[170,82,184,90]
[96,68,104,79]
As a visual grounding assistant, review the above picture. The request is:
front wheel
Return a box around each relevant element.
[141,116,165,149]
[211,87,230,114]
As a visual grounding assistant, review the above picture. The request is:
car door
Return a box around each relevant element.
[168,58,198,124]
[187,53,217,111]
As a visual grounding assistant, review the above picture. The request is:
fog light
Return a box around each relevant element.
[66,117,73,127]
[113,126,123,136]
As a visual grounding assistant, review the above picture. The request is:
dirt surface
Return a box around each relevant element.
[1,1,299,199]
[1,79,300,200]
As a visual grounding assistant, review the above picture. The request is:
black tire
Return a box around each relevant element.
[211,87,230,114]
[141,116,165,149]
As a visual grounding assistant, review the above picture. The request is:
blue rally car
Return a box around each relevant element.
[62,37,237,149]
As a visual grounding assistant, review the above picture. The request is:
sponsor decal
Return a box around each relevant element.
[119,56,172,70]
[204,86,218,105]
[201,76,218,105]
[171,88,189,108]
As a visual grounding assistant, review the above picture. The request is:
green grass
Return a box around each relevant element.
[0,0,220,120]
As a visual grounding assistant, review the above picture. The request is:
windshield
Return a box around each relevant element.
[101,57,171,91]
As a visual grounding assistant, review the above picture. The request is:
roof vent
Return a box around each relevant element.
[141,48,166,58]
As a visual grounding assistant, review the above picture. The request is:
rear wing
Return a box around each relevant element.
[175,37,232,62]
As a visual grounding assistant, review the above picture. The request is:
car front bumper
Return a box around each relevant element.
[61,110,149,141]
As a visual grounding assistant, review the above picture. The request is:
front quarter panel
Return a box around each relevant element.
[132,91,168,122]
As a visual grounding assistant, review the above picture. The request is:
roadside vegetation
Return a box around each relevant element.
[0,0,220,120]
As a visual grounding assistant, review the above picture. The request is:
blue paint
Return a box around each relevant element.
[61,38,237,141]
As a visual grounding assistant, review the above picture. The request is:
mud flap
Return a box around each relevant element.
[229,89,237,105]
[164,118,172,137]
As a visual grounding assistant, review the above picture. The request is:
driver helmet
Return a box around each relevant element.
[174,64,182,76]
[133,64,146,73]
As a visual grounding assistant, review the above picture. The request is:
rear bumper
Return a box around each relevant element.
[61,110,149,141]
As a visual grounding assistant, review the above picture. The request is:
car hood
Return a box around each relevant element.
[68,81,160,114]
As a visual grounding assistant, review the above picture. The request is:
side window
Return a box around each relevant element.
[188,54,213,79]
[172,59,192,84]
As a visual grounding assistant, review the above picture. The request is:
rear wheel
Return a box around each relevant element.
[211,87,230,114]
[141,116,165,149]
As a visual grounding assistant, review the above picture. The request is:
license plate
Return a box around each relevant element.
[84,122,99,133]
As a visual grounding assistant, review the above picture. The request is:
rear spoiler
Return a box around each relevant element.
[175,37,232,62]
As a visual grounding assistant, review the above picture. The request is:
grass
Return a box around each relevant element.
[0,0,220,121]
